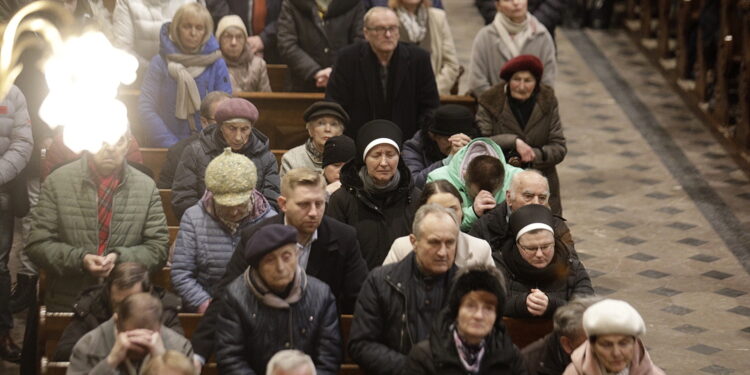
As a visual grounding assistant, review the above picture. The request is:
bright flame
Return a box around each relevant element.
[39,31,137,153]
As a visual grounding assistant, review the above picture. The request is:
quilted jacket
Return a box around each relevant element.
[0,85,33,186]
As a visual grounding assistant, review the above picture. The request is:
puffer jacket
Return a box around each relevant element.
[52,285,183,361]
[215,270,342,375]
[170,191,276,310]
[139,23,232,147]
[426,138,522,231]
[400,310,527,375]
[348,252,458,375]
[564,338,666,375]
[326,157,420,269]
[0,85,33,186]
[111,0,198,71]
[25,156,169,312]
[277,0,364,92]
[171,124,280,219]
[402,130,447,189]
[477,84,567,215]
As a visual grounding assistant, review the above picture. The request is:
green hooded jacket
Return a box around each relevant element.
[426,138,522,231]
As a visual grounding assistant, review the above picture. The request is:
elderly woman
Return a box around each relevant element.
[384,180,493,267]
[171,148,276,312]
[322,135,356,195]
[498,204,593,319]
[216,15,272,93]
[564,299,665,375]
[468,0,556,96]
[139,2,232,147]
[389,0,459,94]
[476,54,566,215]
[401,265,526,374]
[403,104,477,188]
[280,102,349,177]
[327,120,420,269]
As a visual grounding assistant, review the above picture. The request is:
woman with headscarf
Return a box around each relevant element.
[216,15,272,93]
[326,120,420,269]
[497,204,593,319]
[476,54,566,215]
[389,0,459,94]
[139,2,232,147]
[468,0,556,96]
[564,299,666,375]
[401,265,527,374]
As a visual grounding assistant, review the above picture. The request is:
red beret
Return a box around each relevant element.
[215,98,259,124]
[499,55,544,83]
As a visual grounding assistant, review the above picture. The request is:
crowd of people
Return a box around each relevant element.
[0,0,669,374]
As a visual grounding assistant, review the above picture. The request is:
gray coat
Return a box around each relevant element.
[171,125,280,219]
[468,14,556,96]
[0,85,33,185]
[67,317,193,375]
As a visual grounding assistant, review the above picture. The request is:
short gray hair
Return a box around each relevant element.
[412,203,459,238]
[266,350,316,375]
[363,6,398,28]
[509,169,548,200]
[553,296,603,339]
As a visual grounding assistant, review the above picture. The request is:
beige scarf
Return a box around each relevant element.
[166,50,222,131]
[244,266,306,309]
[492,12,531,58]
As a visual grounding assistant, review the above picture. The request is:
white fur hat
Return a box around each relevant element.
[583,299,646,338]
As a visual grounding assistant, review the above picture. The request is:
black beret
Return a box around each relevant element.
[303,101,350,124]
[244,224,298,267]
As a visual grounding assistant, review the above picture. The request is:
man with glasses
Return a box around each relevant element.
[325,6,439,139]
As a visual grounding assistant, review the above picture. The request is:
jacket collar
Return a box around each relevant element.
[200,124,271,157]
[384,252,458,294]
[80,154,130,187]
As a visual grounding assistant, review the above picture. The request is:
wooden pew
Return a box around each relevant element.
[141,147,167,181]
[713,0,742,127]
[160,189,179,226]
[675,0,700,78]
[738,0,750,150]
[656,0,674,59]
[168,226,179,248]
[503,317,554,349]
[267,64,288,92]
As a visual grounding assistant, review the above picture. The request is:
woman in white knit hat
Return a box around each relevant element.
[216,15,272,93]
[563,299,665,375]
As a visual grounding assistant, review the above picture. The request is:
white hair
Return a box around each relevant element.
[412,203,459,238]
[266,350,316,375]
[509,169,549,200]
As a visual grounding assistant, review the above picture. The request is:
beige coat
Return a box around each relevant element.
[426,8,460,95]
[228,56,272,93]
[383,232,494,268]
[476,83,566,215]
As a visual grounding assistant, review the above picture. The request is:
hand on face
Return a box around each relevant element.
[448,133,471,155]
[526,288,549,316]
[107,329,155,367]
[472,190,496,217]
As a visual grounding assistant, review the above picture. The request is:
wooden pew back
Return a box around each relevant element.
[160,189,179,226]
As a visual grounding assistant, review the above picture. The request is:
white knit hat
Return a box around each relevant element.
[216,15,247,40]
[583,299,646,338]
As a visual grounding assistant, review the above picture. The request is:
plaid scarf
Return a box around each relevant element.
[88,159,122,255]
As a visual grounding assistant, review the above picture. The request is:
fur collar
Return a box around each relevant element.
[477,83,556,120]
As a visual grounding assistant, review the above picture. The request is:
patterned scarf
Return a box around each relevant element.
[305,138,324,168]
[397,6,428,43]
[244,266,306,309]
[453,325,486,373]
[88,159,122,256]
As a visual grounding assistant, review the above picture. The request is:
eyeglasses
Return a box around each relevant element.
[517,242,554,254]
[366,26,399,35]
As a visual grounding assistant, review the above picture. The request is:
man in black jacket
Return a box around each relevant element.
[325,7,439,139]
[52,262,183,361]
[191,167,367,363]
[348,204,459,375]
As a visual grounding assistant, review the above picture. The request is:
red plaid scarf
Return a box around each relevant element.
[88,159,122,255]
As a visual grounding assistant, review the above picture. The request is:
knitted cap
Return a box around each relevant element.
[303,101,350,125]
[215,98,259,124]
[244,224,298,268]
[429,105,475,136]
[508,204,555,241]
[322,135,356,168]
[205,148,258,206]
[500,54,544,83]
[583,299,646,338]
[216,15,247,40]
[356,120,403,161]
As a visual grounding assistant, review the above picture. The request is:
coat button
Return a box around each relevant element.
[309,316,314,321]
[284,342,291,348]
[324,47,329,53]
[301,328,307,334]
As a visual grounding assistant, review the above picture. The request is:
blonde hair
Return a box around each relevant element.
[142,351,195,375]
[281,168,326,197]
[169,2,214,53]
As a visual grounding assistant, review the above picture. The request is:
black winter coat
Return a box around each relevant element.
[325,41,440,139]
[215,272,342,375]
[348,253,458,375]
[401,311,527,375]
[190,214,367,359]
[171,125,280,219]
[528,0,567,37]
[52,285,182,361]
[521,332,571,375]
[157,130,203,189]
[277,0,364,91]
[326,159,420,269]
[205,0,283,63]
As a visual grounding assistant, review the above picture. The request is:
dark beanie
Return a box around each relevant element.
[429,105,475,136]
[356,120,403,161]
[303,101,350,125]
[215,98,259,124]
[244,224,298,268]
[447,265,506,326]
[508,204,555,241]
[322,135,356,168]
[500,54,544,83]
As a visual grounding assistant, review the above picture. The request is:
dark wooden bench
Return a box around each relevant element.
[267,64,288,92]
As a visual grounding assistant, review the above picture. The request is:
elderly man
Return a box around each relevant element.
[523,296,602,375]
[26,134,168,312]
[325,6,439,139]
[348,204,459,375]
[54,262,183,361]
[266,350,316,375]
[172,98,281,218]
[191,167,367,362]
[470,169,574,254]
[67,293,192,375]
[215,224,341,374]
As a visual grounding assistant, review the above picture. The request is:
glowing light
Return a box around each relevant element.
[39,31,137,153]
